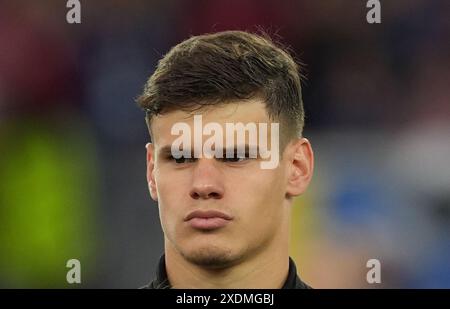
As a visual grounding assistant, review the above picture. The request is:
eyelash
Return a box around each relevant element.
[167,154,252,164]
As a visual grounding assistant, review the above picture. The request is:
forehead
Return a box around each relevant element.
[150,99,273,145]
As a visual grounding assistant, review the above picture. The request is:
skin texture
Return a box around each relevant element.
[146,98,314,288]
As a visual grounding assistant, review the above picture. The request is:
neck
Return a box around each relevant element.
[164,231,289,289]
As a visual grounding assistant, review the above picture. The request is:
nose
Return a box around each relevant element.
[189,159,225,200]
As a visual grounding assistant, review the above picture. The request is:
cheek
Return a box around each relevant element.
[154,167,188,198]
[154,170,187,230]
[238,169,285,200]
[156,192,182,238]
[231,170,286,223]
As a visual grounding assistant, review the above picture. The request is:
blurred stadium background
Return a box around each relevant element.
[0,0,449,288]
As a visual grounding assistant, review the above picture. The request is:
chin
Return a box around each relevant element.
[180,245,242,269]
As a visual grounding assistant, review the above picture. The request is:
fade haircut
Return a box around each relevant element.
[137,30,305,148]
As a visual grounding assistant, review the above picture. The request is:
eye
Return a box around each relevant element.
[221,157,244,163]
[219,152,251,163]
[169,156,196,164]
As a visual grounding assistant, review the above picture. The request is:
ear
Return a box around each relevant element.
[146,143,158,201]
[286,138,314,198]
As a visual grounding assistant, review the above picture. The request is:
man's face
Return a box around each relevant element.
[146,99,296,268]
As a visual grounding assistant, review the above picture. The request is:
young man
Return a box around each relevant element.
[137,31,314,289]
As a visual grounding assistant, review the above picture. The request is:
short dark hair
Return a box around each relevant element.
[137,30,305,145]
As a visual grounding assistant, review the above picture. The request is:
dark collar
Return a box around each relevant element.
[144,254,311,289]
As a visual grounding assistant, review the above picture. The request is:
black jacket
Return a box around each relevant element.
[142,255,311,289]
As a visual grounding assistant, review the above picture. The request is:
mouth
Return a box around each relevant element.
[184,210,233,230]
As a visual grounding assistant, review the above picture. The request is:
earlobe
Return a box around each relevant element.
[286,138,314,198]
[146,143,158,201]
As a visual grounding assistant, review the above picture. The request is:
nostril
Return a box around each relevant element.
[189,189,223,200]
[208,192,221,199]
[190,192,200,199]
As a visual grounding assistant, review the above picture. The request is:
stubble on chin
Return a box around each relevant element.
[179,245,243,270]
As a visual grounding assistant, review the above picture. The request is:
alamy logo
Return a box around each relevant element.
[171,115,280,169]
[66,0,81,24]
[366,0,381,24]
[366,258,381,284]
[66,259,81,284]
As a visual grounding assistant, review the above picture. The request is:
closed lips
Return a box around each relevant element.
[185,210,233,221]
